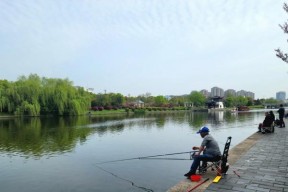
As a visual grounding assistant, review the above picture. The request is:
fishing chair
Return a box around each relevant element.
[261,122,275,133]
[198,136,232,176]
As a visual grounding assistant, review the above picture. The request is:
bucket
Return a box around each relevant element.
[190,174,202,182]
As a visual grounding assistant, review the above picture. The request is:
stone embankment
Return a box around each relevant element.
[168,119,288,192]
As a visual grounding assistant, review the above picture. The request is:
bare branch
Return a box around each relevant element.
[275,48,288,63]
[276,3,288,64]
[284,3,288,13]
[279,22,288,33]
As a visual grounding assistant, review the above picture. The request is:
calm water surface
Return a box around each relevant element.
[0,110,274,192]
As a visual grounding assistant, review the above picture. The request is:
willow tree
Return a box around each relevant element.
[0,80,10,112]
[42,78,91,115]
[275,3,288,63]
[14,74,42,116]
[0,75,92,116]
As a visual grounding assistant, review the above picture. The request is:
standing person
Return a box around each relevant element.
[277,104,285,128]
[184,126,221,178]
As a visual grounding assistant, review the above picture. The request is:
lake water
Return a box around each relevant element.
[0,110,275,192]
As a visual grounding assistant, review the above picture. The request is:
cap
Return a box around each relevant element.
[197,126,210,134]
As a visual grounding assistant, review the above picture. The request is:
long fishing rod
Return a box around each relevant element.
[96,151,197,164]
[138,157,191,160]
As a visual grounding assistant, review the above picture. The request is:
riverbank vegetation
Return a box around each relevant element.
[0,74,283,116]
[0,74,92,116]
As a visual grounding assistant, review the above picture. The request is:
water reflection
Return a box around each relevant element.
[0,117,94,158]
[0,111,262,158]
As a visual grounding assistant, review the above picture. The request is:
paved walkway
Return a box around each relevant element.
[206,125,288,192]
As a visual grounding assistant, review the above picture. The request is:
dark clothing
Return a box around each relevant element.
[263,114,274,127]
[269,111,275,121]
[278,107,285,118]
[277,107,286,128]
[258,113,274,133]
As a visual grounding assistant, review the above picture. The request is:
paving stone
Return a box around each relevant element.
[205,120,288,192]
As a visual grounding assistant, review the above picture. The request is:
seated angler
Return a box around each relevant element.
[269,111,275,121]
[184,126,221,178]
[258,112,274,133]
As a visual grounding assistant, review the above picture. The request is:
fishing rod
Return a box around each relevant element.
[186,178,209,192]
[138,157,192,160]
[96,151,198,164]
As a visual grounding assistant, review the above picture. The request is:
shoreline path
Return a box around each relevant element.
[168,119,288,192]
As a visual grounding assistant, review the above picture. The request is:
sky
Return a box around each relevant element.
[0,0,287,99]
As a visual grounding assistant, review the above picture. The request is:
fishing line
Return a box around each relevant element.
[213,123,259,130]
[94,151,196,191]
[95,165,154,192]
[96,151,196,165]
[139,157,191,160]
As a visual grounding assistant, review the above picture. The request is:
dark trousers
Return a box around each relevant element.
[190,154,221,174]
[279,117,285,127]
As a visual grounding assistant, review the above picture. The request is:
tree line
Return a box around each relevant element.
[0,74,281,116]
[91,90,279,110]
[187,91,279,108]
[0,74,92,116]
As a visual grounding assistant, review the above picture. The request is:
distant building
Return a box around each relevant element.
[211,87,224,97]
[276,91,286,100]
[206,96,224,109]
[236,90,246,97]
[200,89,210,98]
[236,90,254,99]
[197,87,255,99]
[246,91,255,100]
[134,100,145,108]
[225,89,236,97]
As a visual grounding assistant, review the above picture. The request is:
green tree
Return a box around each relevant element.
[110,93,125,107]
[0,75,92,116]
[136,93,154,107]
[188,91,206,107]
[14,74,42,115]
[154,95,167,107]
[246,97,254,106]
[0,80,11,112]
[264,98,279,105]
[254,99,263,105]
[234,96,248,106]
[169,96,186,107]
[224,96,235,108]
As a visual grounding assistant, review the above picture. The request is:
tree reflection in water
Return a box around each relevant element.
[0,111,256,158]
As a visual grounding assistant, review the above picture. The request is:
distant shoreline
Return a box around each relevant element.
[0,106,272,118]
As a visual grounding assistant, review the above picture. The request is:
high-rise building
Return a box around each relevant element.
[276,91,286,100]
[236,90,255,99]
[225,89,236,97]
[200,89,210,98]
[211,87,224,97]
[236,90,246,97]
[246,91,255,100]
[199,87,255,99]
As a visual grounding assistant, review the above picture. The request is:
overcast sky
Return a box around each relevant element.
[0,0,287,99]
